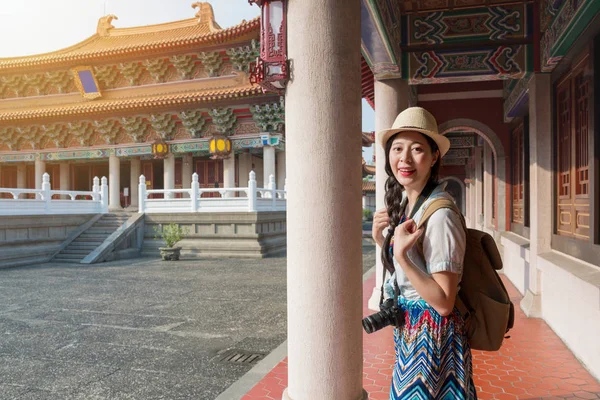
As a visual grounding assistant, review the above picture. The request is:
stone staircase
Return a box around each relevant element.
[52,213,131,264]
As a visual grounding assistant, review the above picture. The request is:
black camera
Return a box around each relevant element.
[362,297,404,334]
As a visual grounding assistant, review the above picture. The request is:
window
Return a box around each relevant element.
[492,152,496,227]
[512,122,525,225]
[555,55,590,240]
[510,117,530,235]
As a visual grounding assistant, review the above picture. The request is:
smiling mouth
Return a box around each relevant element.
[398,169,415,177]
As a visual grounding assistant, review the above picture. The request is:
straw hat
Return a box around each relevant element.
[376,107,450,157]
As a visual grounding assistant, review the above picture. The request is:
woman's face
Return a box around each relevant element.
[388,131,439,190]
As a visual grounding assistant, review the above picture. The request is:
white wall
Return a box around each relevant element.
[501,234,600,380]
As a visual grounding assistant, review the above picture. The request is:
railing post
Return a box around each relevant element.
[269,174,276,210]
[191,173,199,212]
[42,173,51,213]
[248,171,257,212]
[92,176,100,202]
[101,176,109,213]
[138,175,146,213]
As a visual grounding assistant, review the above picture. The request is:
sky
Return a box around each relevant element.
[0,0,375,163]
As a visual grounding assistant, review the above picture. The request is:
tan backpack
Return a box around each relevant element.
[418,198,515,351]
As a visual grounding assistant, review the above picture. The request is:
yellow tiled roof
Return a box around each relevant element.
[0,84,264,122]
[0,10,259,72]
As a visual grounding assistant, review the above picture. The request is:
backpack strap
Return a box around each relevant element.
[416,198,466,231]
[415,198,471,321]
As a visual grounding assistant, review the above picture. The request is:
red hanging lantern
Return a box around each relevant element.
[248,0,288,94]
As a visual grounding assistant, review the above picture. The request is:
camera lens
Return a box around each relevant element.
[362,309,394,334]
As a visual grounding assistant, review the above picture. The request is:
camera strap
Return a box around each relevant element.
[378,179,438,307]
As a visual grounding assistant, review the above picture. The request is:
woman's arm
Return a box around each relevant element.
[371,208,390,247]
[393,251,459,316]
[392,208,465,316]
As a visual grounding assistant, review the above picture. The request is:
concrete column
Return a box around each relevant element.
[285,0,365,399]
[17,164,26,188]
[263,145,276,189]
[164,153,175,199]
[59,163,70,191]
[223,154,235,198]
[108,153,121,211]
[368,78,409,311]
[182,154,193,189]
[16,164,26,199]
[483,143,494,229]
[522,73,552,318]
[474,147,484,230]
[59,163,70,200]
[130,157,141,209]
[276,150,286,190]
[465,174,472,228]
[34,158,45,189]
[238,152,253,186]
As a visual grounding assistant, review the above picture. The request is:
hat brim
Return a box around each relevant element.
[376,127,450,158]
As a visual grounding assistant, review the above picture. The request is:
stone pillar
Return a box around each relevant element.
[59,163,70,191]
[276,150,286,190]
[182,154,193,190]
[223,154,235,198]
[16,164,26,199]
[263,144,276,189]
[130,157,141,209]
[522,73,552,318]
[108,153,121,211]
[368,78,409,311]
[34,158,45,189]
[164,153,175,199]
[465,175,472,228]
[483,143,494,229]
[474,146,484,230]
[17,164,26,188]
[238,152,253,186]
[284,0,365,398]
[59,163,70,200]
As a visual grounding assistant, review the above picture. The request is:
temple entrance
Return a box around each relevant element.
[195,159,223,198]
[142,160,164,199]
[0,166,17,198]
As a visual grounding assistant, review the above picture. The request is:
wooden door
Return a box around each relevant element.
[1,166,17,198]
[195,159,224,198]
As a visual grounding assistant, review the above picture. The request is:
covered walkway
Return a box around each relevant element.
[243,270,600,400]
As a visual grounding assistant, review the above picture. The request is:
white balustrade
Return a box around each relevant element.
[0,173,109,215]
[139,171,287,214]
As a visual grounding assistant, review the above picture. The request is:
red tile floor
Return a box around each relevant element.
[243,272,600,399]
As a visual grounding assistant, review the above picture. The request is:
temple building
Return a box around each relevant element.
[0,3,285,210]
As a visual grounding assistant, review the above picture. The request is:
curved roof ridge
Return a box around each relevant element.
[0,14,260,71]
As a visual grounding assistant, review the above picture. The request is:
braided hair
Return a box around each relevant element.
[381,132,441,273]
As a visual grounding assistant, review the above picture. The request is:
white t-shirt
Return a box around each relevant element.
[385,183,466,302]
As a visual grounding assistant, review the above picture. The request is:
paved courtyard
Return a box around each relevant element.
[0,239,376,400]
[0,254,289,400]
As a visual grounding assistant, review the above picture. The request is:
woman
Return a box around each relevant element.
[372,107,476,399]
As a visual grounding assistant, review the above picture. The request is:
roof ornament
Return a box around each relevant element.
[191,2,221,31]
[97,14,118,37]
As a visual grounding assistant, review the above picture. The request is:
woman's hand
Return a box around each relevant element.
[393,219,423,260]
[372,209,390,247]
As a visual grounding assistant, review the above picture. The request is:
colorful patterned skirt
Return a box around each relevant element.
[390,298,477,400]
